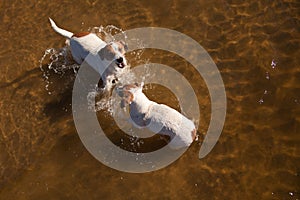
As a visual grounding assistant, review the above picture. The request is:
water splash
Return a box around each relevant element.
[85,25,149,115]
[39,48,55,94]
[40,24,149,116]
[90,25,127,43]
[39,47,79,94]
[86,64,152,116]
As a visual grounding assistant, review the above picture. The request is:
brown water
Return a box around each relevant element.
[0,0,299,199]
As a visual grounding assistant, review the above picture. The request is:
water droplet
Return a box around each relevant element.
[289,192,294,196]
[258,99,264,104]
[271,59,277,68]
[265,72,270,80]
[264,90,268,95]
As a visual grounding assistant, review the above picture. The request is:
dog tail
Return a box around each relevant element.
[49,18,73,39]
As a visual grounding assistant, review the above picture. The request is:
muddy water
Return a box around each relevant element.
[0,0,299,199]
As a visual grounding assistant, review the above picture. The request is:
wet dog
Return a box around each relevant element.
[117,83,197,149]
[49,18,128,90]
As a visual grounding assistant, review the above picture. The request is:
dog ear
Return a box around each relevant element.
[120,99,128,108]
[98,45,114,60]
[120,97,133,108]
[120,40,128,51]
[98,47,105,60]
[120,91,133,108]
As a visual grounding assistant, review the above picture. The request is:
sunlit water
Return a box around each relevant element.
[0,0,299,199]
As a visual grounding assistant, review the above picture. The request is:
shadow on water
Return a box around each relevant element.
[0,68,42,89]
[40,63,77,124]
[106,129,203,153]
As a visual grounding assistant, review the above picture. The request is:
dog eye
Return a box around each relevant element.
[118,47,124,53]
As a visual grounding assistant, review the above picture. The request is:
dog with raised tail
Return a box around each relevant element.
[117,83,197,149]
[49,18,128,90]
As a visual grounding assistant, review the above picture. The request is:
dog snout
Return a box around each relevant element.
[116,57,123,63]
[116,56,126,68]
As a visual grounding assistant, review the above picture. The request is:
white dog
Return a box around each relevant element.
[49,18,128,90]
[117,83,197,149]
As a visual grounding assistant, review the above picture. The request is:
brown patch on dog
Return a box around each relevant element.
[117,41,128,53]
[99,45,115,61]
[123,84,139,91]
[72,32,90,38]
[120,90,134,108]
[97,41,127,62]
[119,84,140,108]
[191,128,197,140]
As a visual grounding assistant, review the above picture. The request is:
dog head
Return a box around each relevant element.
[99,41,128,69]
[117,83,143,108]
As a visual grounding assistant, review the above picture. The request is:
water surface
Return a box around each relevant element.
[0,0,299,199]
